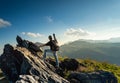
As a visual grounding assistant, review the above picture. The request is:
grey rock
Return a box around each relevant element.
[68,71,118,83]
[0,36,69,83]
[16,75,40,83]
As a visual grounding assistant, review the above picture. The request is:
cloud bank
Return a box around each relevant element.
[22,32,43,38]
[0,18,11,28]
[65,28,96,37]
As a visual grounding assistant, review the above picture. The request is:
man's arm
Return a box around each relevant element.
[39,41,50,47]
[53,33,58,43]
[39,44,46,47]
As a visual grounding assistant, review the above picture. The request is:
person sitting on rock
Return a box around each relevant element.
[40,33,59,67]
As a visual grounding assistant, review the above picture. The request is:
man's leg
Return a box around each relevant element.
[43,49,51,59]
[53,51,59,67]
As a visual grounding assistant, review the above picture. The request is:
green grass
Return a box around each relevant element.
[76,58,120,83]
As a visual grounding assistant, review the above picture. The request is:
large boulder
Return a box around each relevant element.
[60,58,79,71]
[68,70,118,83]
[0,36,69,83]
[16,35,43,53]
[46,58,80,77]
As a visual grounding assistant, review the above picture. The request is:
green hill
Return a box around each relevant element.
[76,58,120,83]
[59,40,120,65]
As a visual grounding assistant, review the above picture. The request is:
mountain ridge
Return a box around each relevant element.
[59,40,120,65]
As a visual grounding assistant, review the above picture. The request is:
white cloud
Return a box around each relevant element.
[46,16,53,23]
[21,32,25,35]
[21,32,43,38]
[65,28,96,37]
[0,18,11,28]
[61,28,96,44]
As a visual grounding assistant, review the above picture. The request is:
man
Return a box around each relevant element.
[40,33,59,67]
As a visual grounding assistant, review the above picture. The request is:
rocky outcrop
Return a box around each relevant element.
[60,58,79,71]
[68,70,118,83]
[46,58,80,77]
[0,36,69,83]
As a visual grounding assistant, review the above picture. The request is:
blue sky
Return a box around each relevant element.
[1,0,120,53]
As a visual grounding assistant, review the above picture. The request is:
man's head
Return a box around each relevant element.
[48,35,52,41]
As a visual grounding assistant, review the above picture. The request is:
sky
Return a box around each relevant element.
[1,0,120,54]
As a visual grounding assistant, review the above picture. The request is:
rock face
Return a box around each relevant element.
[60,58,79,71]
[0,36,69,83]
[68,71,118,83]
[46,58,80,77]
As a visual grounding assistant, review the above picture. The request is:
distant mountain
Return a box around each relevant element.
[108,37,120,42]
[59,40,120,65]
[75,37,120,43]
[35,42,43,46]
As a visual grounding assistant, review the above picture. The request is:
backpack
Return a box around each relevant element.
[51,40,60,51]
